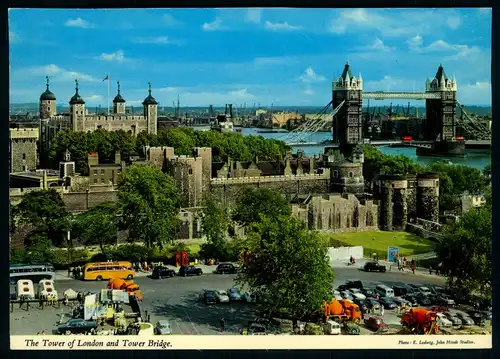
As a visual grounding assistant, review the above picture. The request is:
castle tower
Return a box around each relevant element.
[142,82,158,135]
[416,172,440,222]
[193,147,213,197]
[113,81,126,115]
[377,175,408,231]
[39,76,57,119]
[69,79,86,132]
[9,128,39,173]
[332,62,364,157]
[59,148,76,186]
[425,64,457,141]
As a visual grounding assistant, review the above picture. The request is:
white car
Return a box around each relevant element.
[350,291,366,300]
[323,320,341,335]
[215,290,230,303]
[340,291,354,301]
[436,313,453,327]
[242,292,257,303]
[419,287,432,296]
[228,288,243,301]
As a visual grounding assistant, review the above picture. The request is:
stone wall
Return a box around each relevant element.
[62,190,119,212]
[10,128,39,173]
[417,173,440,222]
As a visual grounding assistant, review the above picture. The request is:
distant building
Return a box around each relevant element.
[87,152,124,188]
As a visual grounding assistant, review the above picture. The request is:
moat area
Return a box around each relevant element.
[232,128,490,170]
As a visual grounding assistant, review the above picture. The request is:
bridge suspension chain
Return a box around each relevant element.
[455,103,491,140]
[281,100,345,144]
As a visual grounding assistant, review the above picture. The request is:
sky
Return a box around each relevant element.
[9,8,492,107]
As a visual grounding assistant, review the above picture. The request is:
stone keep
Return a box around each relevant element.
[416,172,440,222]
[377,175,409,231]
[9,128,39,173]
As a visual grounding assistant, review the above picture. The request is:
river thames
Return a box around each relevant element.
[238,128,491,170]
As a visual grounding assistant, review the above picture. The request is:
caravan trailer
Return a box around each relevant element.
[16,279,35,300]
[38,279,58,300]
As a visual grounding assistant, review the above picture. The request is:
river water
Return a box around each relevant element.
[239,128,491,170]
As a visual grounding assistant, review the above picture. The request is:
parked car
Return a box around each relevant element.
[430,305,449,313]
[378,297,397,309]
[468,311,491,326]
[418,286,433,296]
[242,291,257,303]
[151,267,176,279]
[407,284,421,291]
[436,313,453,328]
[412,294,431,306]
[215,263,239,274]
[215,290,230,303]
[437,294,456,306]
[429,285,446,295]
[443,312,462,326]
[363,316,389,332]
[455,312,474,326]
[155,320,172,335]
[340,291,354,301]
[402,295,419,307]
[392,297,410,307]
[400,284,418,295]
[365,298,382,311]
[57,319,98,335]
[428,294,450,306]
[203,290,217,305]
[392,286,410,297]
[228,288,243,301]
[362,261,386,272]
[349,291,367,300]
[360,287,376,298]
[178,265,203,277]
[345,280,364,289]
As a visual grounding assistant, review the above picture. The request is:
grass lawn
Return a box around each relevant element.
[326,231,436,259]
[182,240,204,255]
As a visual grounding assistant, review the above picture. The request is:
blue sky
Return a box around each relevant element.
[9,8,492,107]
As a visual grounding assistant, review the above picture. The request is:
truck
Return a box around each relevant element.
[107,278,143,301]
[322,299,362,324]
[401,308,439,334]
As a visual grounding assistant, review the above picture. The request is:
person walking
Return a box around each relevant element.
[220,317,225,332]
[411,265,415,275]
[380,306,385,316]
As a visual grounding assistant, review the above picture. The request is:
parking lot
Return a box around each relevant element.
[10,266,449,335]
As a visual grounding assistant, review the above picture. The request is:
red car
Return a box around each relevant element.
[364,316,389,332]
[431,305,448,313]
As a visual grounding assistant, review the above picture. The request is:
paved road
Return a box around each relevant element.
[10,266,446,336]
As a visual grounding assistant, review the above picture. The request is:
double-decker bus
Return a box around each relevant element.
[9,263,55,285]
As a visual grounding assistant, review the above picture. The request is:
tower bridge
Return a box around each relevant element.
[282,62,491,157]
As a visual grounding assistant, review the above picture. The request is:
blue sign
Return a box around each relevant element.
[388,246,399,263]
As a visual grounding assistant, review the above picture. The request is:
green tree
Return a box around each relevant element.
[200,196,232,260]
[237,215,335,327]
[73,202,119,256]
[14,189,70,247]
[435,205,492,300]
[117,164,181,248]
[232,188,291,227]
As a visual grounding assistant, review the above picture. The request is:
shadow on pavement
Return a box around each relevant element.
[149,291,257,334]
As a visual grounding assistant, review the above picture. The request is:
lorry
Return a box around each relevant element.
[322,299,362,324]
[107,278,143,301]
[400,308,439,334]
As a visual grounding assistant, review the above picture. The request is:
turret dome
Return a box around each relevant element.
[69,79,85,105]
[40,76,56,101]
[113,81,126,103]
[142,82,158,106]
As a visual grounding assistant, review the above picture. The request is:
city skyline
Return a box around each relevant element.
[9,8,492,107]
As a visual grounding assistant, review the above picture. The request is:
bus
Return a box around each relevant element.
[83,261,136,281]
[9,263,55,285]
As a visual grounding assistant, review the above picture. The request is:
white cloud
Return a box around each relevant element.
[246,8,261,23]
[304,87,314,95]
[478,8,491,15]
[65,17,94,29]
[264,21,302,31]
[447,17,461,29]
[18,64,100,83]
[158,87,178,92]
[459,81,491,105]
[365,76,415,92]
[371,38,392,51]
[298,67,326,83]
[253,57,289,66]
[426,40,481,58]
[9,31,20,44]
[163,14,181,26]
[99,50,126,63]
[202,18,223,31]
[229,88,255,99]
[328,9,460,37]
[406,35,423,50]
[133,37,172,45]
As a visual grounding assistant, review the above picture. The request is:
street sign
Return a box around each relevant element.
[388,246,399,263]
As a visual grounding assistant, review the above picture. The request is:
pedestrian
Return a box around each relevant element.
[411,265,415,274]
[381,306,385,316]
[349,255,353,265]
[429,267,433,275]
[220,317,225,332]
[376,293,380,300]
[41,330,45,335]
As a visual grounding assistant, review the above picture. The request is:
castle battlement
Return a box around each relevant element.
[86,115,146,121]
[211,172,329,185]
[10,128,39,139]
[170,156,203,164]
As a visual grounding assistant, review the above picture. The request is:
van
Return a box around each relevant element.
[375,284,394,298]
[16,279,35,300]
[38,279,58,300]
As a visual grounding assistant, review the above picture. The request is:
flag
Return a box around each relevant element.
[103,75,109,82]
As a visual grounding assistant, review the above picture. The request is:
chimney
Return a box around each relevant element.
[115,152,121,164]
[229,104,233,118]
[209,105,213,118]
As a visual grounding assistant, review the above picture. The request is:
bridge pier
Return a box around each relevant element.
[416,140,466,157]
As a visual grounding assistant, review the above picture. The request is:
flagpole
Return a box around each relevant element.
[108,75,110,115]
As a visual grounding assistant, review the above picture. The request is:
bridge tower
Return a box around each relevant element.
[424,64,457,141]
[332,62,364,157]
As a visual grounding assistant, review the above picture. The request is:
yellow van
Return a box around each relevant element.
[83,262,136,281]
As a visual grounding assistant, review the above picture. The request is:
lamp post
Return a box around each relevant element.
[67,229,71,278]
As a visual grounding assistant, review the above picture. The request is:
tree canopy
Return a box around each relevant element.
[237,215,335,325]
[48,128,291,174]
[117,164,182,248]
[200,196,234,261]
[435,204,492,300]
[13,189,70,248]
[232,187,292,227]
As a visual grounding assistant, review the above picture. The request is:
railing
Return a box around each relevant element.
[363,92,442,100]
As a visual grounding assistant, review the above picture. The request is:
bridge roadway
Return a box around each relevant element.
[288,139,491,148]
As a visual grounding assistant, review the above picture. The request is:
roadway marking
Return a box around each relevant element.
[182,308,202,335]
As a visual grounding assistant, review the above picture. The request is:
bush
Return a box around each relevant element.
[110,244,152,263]
[304,323,324,335]
[10,249,26,264]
